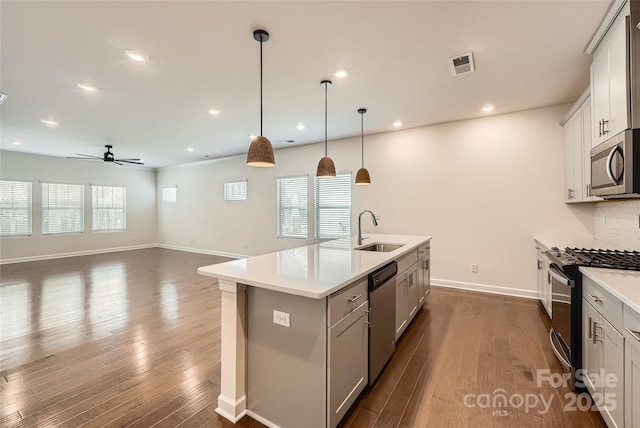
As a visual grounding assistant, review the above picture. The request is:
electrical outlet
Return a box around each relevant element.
[273,310,290,328]
[374,212,381,221]
[471,264,478,273]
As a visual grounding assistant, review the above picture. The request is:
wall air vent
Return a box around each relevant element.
[449,53,475,76]
[0,93,7,104]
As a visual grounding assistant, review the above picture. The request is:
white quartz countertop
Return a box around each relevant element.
[580,267,640,314]
[197,234,431,299]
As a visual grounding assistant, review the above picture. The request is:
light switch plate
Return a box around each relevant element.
[273,310,290,328]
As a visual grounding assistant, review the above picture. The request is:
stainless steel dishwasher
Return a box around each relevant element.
[368,261,398,385]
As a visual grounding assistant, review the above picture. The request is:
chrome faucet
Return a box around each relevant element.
[357,210,378,245]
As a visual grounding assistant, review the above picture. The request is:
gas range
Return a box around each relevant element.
[547,247,640,271]
[545,245,640,392]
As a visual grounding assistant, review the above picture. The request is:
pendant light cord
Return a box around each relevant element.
[260,38,263,137]
[324,84,328,157]
[360,112,364,168]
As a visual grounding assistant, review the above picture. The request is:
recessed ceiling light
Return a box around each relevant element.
[40,119,59,127]
[393,120,402,127]
[77,83,98,93]
[187,147,194,152]
[296,123,305,130]
[125,50,148,62]
[333,68,349,78]
[10,140,22,146]
[208,109,221,116]
[481,105,495,112]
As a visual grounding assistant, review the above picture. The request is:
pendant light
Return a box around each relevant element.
[247,29,275,167]
[355,108,371,185]
[317,80,336,178]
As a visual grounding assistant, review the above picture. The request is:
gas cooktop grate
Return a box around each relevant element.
[565,248,640,271]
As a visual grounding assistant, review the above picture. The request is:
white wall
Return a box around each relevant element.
[157,105,596,296]
[593,200,640,250]
[0,151,158,261]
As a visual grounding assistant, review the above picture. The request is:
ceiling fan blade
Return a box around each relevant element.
[68,154,102,159]
[113,161,123,166]
[67,155,102,160]
[116,158,142,161]
[117,159,144,165]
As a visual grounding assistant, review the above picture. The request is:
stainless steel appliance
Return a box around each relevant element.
[546,247,640,390]
[590,129,640,198]
[368,261,397,385]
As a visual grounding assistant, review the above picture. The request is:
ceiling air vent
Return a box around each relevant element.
[449,53,475,76]
[0,93,7,104]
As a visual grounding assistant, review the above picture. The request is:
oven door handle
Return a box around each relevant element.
[548,264,575,288]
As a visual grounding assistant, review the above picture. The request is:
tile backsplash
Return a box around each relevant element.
[594,200,640,250]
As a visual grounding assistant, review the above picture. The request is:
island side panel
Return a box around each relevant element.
[216,280,248,422]
[247,286,327,427]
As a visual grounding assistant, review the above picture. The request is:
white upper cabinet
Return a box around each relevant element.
[561,92,601,203]
[590,2,630,147]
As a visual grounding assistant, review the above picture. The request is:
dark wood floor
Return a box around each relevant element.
[0,248,605,427]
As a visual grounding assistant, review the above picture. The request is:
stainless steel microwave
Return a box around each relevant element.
[590,129,640,198]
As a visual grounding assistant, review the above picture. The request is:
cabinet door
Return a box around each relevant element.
[591,52,610,147]
[328,301,368,428]
[407,267,419,320]
[396,275,408,340]
[564,113,583,203]
[582,299,601,395]
[598,316,624,428]
[607,17,628,138]
[626,331,640,428]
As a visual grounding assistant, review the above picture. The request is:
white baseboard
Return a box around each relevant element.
[246,410,281,428]
[0,244,158,265]
[431,278,537,300]
[157,244,246,259]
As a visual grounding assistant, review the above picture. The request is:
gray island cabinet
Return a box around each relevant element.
[198,234,431,428]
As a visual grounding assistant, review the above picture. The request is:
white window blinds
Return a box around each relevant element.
[0,180,32,236]
[314,172,351,240]
[224,180,247,201]
[42,182,84,234]
[277,175,308,239]
[161,187,177,203]
[92,185,126,231]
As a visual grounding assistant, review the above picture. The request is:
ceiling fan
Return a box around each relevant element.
[68,145,144,165]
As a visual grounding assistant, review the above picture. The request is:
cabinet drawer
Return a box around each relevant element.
[624,304,640,346]
[397,251,418,275]
[328,278,367,327]
[417,243,430,259]
[583,276,623,333]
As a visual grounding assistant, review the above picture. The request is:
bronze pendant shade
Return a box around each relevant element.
[316,80,336,178]
[247,29,275,167]
[355,107,371,185]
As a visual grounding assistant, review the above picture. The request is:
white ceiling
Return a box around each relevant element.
[0,0,610,168]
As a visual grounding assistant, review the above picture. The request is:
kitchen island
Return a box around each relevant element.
[197,234,431,428]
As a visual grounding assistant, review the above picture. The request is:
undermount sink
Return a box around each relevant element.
[355,242,404,252]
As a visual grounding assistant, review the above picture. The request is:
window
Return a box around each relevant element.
[314,172,351,240]
[224,180,247,201]
[277,175,307,239]
[0,180,32,236]
[161,186,177,203]
[42,182,84,234]
[92,185,126,231]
